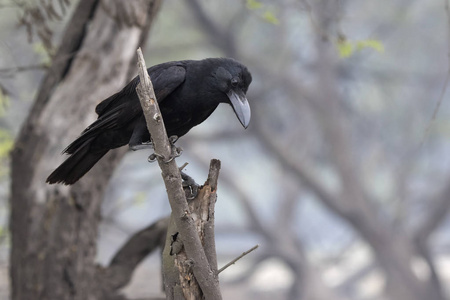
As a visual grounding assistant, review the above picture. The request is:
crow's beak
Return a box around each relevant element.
[227,89,251,128]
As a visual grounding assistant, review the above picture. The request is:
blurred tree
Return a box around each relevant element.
[9,1,162,299]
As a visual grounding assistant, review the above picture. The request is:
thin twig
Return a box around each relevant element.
[0,63,48,76]
[218,244,259,274]
[421,0,450,146]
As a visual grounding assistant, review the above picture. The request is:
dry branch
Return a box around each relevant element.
[135,48,222,300]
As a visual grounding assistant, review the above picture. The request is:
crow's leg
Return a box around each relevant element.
[129,120,152,150]
[130,142,153,151]
[168,135,179,144]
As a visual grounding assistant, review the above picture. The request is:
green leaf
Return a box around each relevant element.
[246,0,263,10]
[262,10,279,25]
[356,39,385,53]
[337,39,353,58]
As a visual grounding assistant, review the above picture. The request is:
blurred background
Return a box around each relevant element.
[1,0,450,299]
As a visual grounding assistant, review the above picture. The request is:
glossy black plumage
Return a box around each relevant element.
[46,58,252,185]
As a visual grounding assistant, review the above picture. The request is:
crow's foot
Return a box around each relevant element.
[181,171,199,200]
[147,136,182,163]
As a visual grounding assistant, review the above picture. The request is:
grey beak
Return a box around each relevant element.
[227,89,251,128]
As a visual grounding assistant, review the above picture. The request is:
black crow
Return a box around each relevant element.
[46,58,252,185]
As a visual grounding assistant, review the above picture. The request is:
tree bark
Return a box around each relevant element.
[9,1,161,299]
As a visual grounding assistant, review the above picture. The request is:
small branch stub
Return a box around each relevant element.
[154,113,162,122]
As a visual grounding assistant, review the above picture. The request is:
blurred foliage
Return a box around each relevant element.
[262,10,279,25]
[246,0,263,10]
[356,39,385,53]
[337,35,385,58]
[337,36,354,58]
[15,0,72,54]
[246,0,279,25]
[32,42,52,66]
[0,89,13,178]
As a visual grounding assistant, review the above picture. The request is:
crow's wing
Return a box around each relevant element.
[95,64,186,116]
[64,65,186,154]
[91,65,186,129]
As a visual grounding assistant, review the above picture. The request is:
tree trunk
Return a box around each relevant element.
[9,1,161,299]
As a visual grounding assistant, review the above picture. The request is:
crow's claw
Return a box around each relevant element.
[181,171,199,200]
[147,152,163,162]
[173,146,183,159]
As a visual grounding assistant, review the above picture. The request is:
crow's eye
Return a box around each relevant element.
[231,77,239,87]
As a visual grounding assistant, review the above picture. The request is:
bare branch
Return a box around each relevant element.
[135,48,222,300]
[415,182,450,243]
[252,122,352,219]
[185,0,237,57]
[421,0,450,146]
[413,178,450,297]
[99,217,169,291]
[218,245,259,274]
[0,63,48,76]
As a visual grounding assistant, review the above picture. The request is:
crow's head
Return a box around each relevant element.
[212,58,252,128]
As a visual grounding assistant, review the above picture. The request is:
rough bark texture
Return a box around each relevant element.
[9,1,161,300]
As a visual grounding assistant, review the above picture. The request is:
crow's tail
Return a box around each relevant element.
[46,137,108,185]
